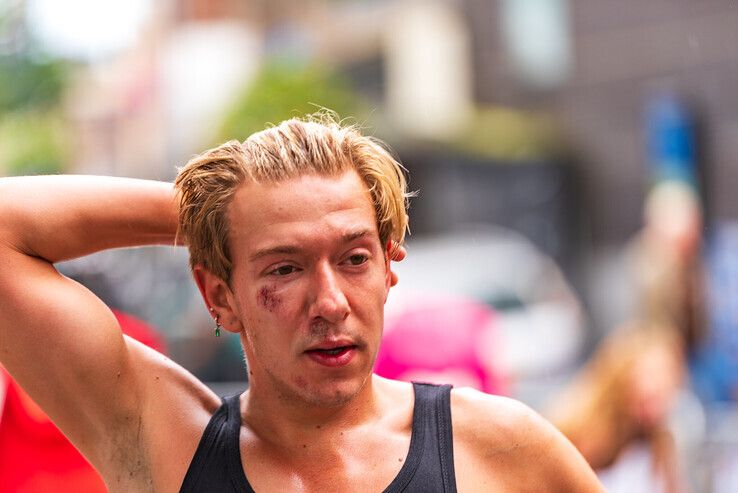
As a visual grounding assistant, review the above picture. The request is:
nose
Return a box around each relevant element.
[309,261,350,324]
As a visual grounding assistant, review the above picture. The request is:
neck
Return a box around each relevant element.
[241,373,384,446]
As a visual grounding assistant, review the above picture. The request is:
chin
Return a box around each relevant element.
[295,374,370,408]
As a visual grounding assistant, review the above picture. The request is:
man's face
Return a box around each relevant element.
[226,169,391,407]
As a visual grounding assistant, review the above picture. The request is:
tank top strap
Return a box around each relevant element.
[384,382,457,493]
[413,382,457,492]
[223,394,254,492]
[179,394,253,493]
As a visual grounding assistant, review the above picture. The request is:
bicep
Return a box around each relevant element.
[0,249,142,453]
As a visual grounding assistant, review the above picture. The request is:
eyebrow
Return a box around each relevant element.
[249,229,376,261]
[249,245,300,262]
[341,229,373,243]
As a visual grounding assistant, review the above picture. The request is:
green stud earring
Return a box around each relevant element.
[210,308,222,337]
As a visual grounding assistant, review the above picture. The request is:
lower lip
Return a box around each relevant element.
[306,347,357,367]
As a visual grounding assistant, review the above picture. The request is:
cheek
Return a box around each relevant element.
[257,285,282,313]
[351,277,386,325]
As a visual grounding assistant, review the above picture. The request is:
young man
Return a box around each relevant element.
[0,117,603,492]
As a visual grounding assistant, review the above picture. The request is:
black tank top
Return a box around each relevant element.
[180,382,457,492]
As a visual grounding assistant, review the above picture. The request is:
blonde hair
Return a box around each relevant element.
[547,325,684,471]
[175,115,411,283]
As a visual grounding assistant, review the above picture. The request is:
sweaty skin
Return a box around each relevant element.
[0,173,604,492]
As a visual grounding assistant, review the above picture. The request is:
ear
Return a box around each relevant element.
[193,265,243,334]
[383,241,393,297]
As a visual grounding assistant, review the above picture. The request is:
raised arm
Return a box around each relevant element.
[0,175,179,469]
[0,175,177,261]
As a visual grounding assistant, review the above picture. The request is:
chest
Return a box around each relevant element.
[242,432,412,492]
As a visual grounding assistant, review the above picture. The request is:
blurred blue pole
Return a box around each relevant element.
[645,93,697,188]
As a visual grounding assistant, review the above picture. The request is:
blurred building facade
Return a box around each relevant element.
[466,0,738,243]
[43,0,738,244]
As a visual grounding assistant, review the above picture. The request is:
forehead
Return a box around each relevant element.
[227,170,378,253]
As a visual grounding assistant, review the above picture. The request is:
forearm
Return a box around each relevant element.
[0,175,178,263]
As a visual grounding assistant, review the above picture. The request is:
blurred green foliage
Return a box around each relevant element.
[216,61,366,143]
[0,109,69,175]
[0,56,69,113]
[453,107,564,161]
[0,8,71,176]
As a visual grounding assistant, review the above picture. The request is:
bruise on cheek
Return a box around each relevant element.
[257,285,281,312]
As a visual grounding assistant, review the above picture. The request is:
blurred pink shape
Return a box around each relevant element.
[375,296,505,395]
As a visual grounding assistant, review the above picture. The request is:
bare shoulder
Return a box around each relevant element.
[450,387,552,457]
[450,387,603,493]
[373,375,416,430]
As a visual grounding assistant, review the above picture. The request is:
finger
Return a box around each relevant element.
[387,241,406,287]
[390,244,406,262]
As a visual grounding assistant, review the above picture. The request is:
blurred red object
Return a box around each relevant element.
[0,310,165,493]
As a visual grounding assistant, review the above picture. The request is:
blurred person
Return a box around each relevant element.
[634,181,705,350]
[589,180,705,354]
[0,309,165,493]
[547,325,687,493]
[0,116,602,492]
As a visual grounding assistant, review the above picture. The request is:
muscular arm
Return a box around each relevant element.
[0,176,180,469]
[1,175,177,261]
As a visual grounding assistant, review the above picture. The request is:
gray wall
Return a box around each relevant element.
[465,0,738,246]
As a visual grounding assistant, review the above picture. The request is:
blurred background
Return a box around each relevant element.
[1,0,738,491]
